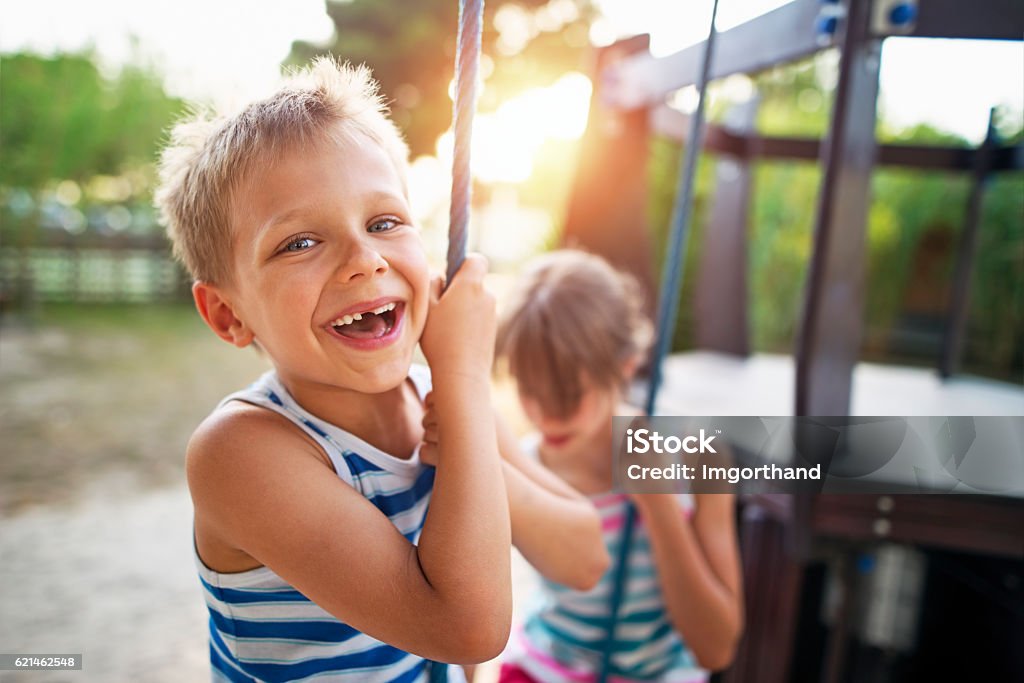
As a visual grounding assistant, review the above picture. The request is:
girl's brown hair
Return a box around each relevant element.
[496,250,653,418]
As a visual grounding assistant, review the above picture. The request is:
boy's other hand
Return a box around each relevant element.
[420,253,495,380]
[420,391,439,466]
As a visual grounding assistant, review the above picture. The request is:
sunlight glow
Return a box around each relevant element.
[436,72,593,184]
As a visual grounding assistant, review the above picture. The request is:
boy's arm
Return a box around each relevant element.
[192,255,511,665]
[414,253,512,657]
[630,492,744,671]
[189,403,508,664]
[495,414,610,590]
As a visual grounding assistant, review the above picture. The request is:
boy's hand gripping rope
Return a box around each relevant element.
[429,3,484,681]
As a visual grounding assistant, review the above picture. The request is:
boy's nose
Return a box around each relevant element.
[336,242,388,282]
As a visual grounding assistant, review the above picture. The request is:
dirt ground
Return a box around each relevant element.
[0,305,271,514]
[0,306,267,681]
[0,304,533,682]
[0,478,209,682]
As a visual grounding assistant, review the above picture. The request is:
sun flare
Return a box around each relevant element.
[436,72,593,184]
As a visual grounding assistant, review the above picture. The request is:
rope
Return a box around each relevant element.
[445,0,484,290]
[598,1,720,679]
[430,2,484,679]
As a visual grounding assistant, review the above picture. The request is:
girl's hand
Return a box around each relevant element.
[419,253,495,381]
[618,414,690,499]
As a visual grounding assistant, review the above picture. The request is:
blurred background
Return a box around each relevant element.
[0,0,1021,681]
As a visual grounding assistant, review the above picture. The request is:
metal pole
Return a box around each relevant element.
[939,108,998,378]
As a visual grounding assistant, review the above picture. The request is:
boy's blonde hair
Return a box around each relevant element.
[155,57,410,285]
[497,250,653,418]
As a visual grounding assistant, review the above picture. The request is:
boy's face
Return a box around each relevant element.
[215,131,430,397]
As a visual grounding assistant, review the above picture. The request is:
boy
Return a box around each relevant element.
[156,58,607,682]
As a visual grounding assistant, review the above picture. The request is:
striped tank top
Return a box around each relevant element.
[194,366,465,683]
[505,442,707,682]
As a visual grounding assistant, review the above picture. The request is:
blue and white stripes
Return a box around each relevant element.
[506,490,706,683]
[196,367,461,682]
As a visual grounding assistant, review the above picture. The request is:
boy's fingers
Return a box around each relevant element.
[463,252,489,270]
[429,274,444,302]
[420,442,438,466]
[423,424,438,442]
[447,252,489,285]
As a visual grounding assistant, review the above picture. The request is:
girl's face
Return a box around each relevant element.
[519,377,621,458]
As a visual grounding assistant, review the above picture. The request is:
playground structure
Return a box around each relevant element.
[561,0,1023,681]
[566,0,1023,398]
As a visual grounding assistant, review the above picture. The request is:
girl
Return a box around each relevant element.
[495,250,743,682]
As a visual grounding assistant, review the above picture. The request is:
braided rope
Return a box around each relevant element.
[445,0,484,290]
[430,1,483,677]
[598,1,721,680]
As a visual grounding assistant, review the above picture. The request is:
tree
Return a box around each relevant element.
[0,51,184,192]
[288,0,597,156]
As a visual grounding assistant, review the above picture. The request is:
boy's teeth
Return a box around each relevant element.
[370,302,397,315]
[331,302,397,327]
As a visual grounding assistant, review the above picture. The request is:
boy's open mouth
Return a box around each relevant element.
[329,301,400,340]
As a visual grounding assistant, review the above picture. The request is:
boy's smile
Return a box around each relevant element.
[325,298,404,349]
[211,129,431,408]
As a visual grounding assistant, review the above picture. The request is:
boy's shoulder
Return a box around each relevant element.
[187,397,332,492]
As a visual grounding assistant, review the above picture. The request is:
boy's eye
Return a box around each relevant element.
[367,217,401,233]
[282,236,318,253]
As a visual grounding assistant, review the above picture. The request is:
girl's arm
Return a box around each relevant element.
[632,492,744,671]
[421,404,609,590]
[495,414,610,590]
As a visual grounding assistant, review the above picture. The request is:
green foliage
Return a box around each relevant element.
[755,51,835,138]
[648,52,1022,381]
[748,162,820,351]
[969,173,1024,373]
[0,52,185,191]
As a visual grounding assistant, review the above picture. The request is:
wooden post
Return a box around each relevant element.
[561,35,657,313]
[694,98,758,356]
[721,502,803,683]
[795,0,881,416]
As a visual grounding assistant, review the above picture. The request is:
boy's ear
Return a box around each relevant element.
[192,281,255,348]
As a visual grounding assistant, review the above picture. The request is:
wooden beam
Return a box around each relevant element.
[603,0,829,110]
[652,105,1023,172]
[693,99,757,356]
[907,0,1024,40]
